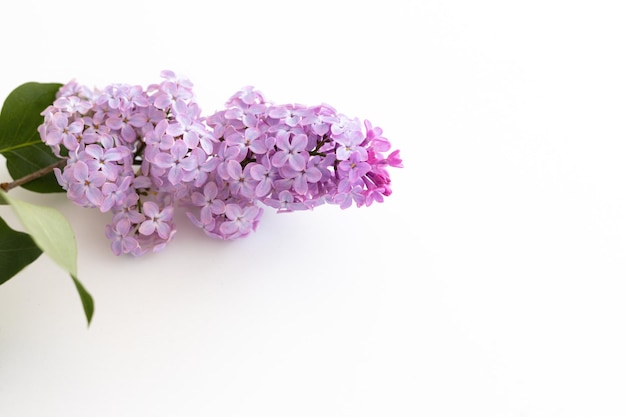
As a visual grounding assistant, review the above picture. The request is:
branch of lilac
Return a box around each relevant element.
[33,70,403,256]
[0,159,67,192]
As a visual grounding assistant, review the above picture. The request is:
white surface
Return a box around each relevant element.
[1,1,626,416]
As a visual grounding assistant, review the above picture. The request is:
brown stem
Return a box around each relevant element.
[0,159,67,192]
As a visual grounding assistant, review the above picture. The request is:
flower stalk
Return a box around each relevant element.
[0,158,66,191]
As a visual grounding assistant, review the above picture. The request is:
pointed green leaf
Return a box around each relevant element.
[71,274,94,324]
[0,191,94,325]
[0,82,63,193]
[0,216,43,285]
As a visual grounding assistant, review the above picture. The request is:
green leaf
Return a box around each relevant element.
[0,82,63,193]
[71,275,94,325]
[0,191,94,325]
[0,216,43,285]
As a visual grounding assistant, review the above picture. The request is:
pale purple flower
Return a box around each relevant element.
[135,226,176,254]
[224,106,244,121]
[264,190,307,212]
[146,119,175,150]
[43,113,84,150]
[112,193,145,225]
[96,84,127,110]
[330,114,360,136]
[226,160,257,198]
[300,104,336,135]
[280,160,322,195]
[191,181,226,218]
[308,154,336,182]
[56,79,91,99]
[333,183,365,209]
[105,215,139,256]
[152,72,194,110]
[153,140,197,185]
[268,105,302,127]
[219,203,260,236]
[271,131,308,170]
[67,160,106,207]
[215,144,243,180]
[100,176,133,212]
[188,148,220,187]
[186,208,216,236]
[364,119,391,152]
[91,103,117,125]
[138,201,174,239]
[144,105,167,128]
[82,113,111,138]
[166,100,206,149]
[106,110,147,143]
[84,144,130,181]
[243,127,269,154]
[53,167,69,189]
[335,129,367,161]
[338,153,372,184]
[248,156,276,197]
[365,171,392,197]
[363,186,386,207]
[386,150,403,168]
[119,85,150,110]
[226,85,265,107]
[226,127,267,155]
[199,129,217,155]
[53,95,92,114]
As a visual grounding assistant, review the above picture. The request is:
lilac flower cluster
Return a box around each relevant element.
[38,71,402,256]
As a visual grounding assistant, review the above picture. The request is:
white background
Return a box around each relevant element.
[1,1,626,416]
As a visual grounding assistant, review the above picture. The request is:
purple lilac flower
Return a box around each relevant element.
[271,131,309,171]
[84,144,130,181]
[219,203,262,238]
[53,95,92,115]
[42,113,83,150]
[101,176,133,213]
[152,139,197,185]
[264,190,307,212]
[138,201,174,240]
[190,181,226,219]
[38,71,402,256]
[105,215,139,256]
[106,110,147,143]
[335,129,367,161]
[338,153,372,184]
[186,208,216,236]
[66,160,107,207]
[225,160,257,199]
[248,155,276,197]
